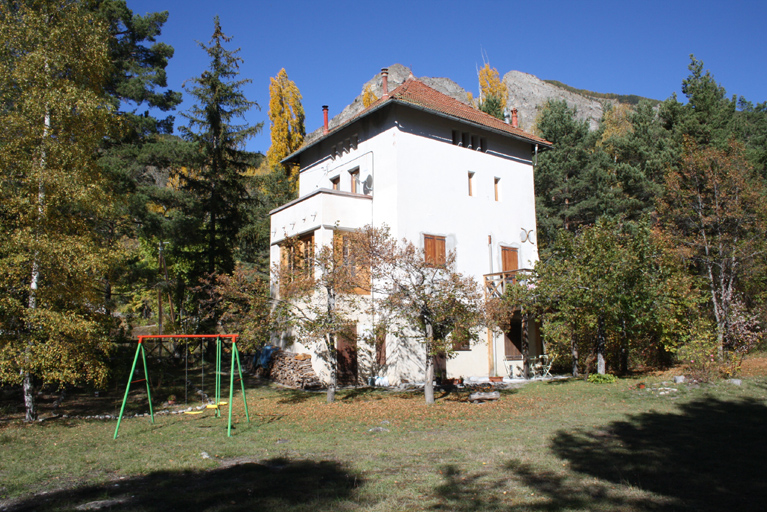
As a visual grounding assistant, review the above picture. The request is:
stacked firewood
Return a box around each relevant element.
[268,350,323,389]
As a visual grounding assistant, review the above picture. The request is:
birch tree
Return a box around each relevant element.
[659,140,767,359]
[0,0,116,420]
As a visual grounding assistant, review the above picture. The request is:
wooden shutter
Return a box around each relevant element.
[425,234,446,267]
[501,247,518,272]
[337,324,358,385]
[504,321,523,358]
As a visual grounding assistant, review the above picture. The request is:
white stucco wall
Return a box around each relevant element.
[270,104,540,383]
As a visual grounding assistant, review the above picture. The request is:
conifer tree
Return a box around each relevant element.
[266,68,305,171]
[0,0,117,421]
[180,16,262,277]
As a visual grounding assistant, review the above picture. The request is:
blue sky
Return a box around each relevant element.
[127,0,767,154]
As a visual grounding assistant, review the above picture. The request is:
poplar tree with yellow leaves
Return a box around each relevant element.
[0,0,117,421]
[266,68,305,171]
[478,62,507,120]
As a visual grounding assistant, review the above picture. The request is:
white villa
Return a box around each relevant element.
[270,69,552,385]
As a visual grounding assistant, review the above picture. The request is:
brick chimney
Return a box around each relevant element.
[511,108,518,129]
[381,68,389,98]
[322,105,329,135]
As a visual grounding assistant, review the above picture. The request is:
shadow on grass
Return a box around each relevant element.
[276,389,317,404]
[545,377,576,385]
[2,457,366,512]
[427,396,767,511]
[546,396,767,511]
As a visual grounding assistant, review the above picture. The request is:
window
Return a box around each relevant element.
[424,234,446,267]
[494,177,500,201]
[333,231,371,294]
[452,332,471,351]
[468,172,475,196]
[349,169,360,194]
[331,176,340,190]
[280,231,315,290]
[452,130,486,152]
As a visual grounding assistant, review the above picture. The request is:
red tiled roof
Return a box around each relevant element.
[285,78,551,163]
[375,79,551,147]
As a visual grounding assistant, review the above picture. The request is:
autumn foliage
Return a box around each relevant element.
[266,68,305,171]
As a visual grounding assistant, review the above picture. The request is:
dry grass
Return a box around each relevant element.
[1,355,766,511]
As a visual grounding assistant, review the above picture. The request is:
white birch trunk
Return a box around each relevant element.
[23,106,50,422]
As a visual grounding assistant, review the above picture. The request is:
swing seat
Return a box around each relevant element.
[206,404,219,409]
[218,401,228,406]
[184,410,204,415]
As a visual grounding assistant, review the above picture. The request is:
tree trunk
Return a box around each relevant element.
[571,334,579,377]
[597,315,606,375]
[326,286,337,404]
[23,372,37,422]
[23,105,49,423]
[522,312,530,380]
[424,321,435,405]
[326,339,337,404]
[620,318,629,375]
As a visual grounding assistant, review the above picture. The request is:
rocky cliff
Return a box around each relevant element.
[307,64,631,142]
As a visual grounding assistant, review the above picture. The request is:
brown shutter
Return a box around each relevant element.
[424,234,446,267]
[424,235,436,265]
[436,237,446,266]
[502,247,518,272]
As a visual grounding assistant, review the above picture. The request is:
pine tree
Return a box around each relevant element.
[180,16,262,277]
[0,0,117,421]
[89,0,182,139]
[533,100,593,245]
[266,68,305,171]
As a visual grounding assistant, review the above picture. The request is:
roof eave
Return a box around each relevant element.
[282,97,552,165]
[281,99,393,165]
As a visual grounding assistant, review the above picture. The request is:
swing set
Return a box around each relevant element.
[113,334,250,439]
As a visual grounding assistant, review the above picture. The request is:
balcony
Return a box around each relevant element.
[270,189,373,244]
[483,269,533,299]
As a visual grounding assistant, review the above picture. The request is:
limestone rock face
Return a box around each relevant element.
[305,64,621,145]
[504,70,612,132]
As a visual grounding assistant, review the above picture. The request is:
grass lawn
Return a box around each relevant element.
[1,358,767,511]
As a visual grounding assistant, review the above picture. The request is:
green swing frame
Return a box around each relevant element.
[113,334,250,439]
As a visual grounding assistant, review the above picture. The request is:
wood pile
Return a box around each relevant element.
[268,350,323,389]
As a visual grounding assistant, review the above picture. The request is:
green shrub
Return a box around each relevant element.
[587,373,618,384]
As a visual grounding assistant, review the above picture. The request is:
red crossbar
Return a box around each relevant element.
[137,334,238,344]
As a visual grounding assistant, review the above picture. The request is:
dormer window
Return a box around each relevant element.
[331,176,340,190]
